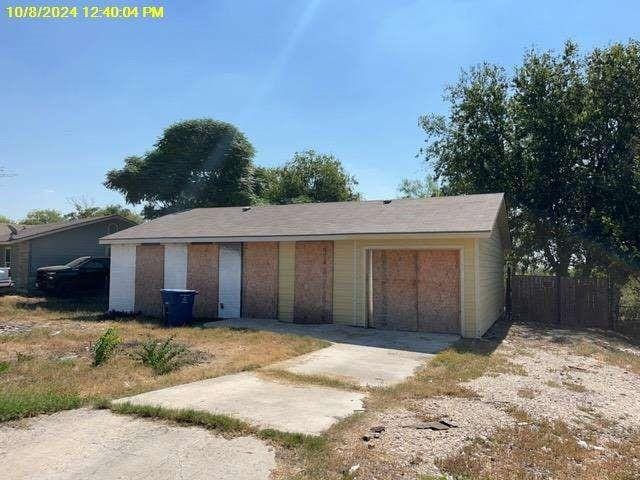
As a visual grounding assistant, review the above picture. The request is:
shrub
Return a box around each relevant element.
[135,336,188,374]
[92,327,121,366]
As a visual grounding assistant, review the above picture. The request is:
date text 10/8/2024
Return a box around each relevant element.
[5,6,165,19]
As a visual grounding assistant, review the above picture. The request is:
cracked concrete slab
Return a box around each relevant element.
[268,342,432,387]
[0,409,275,480]
[115,372,365,435]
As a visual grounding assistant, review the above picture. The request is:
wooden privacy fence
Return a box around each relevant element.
[510,275,613,329]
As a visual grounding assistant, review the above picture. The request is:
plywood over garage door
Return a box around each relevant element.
[294,241,333,323]
[135,244,164,316]
[186,244,219,319]
[371,249,460,333]
[242,242,278,319]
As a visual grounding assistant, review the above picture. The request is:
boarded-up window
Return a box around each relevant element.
[294,241,333,324]
[135,244,164,316]
[186,244,219,319]
[371,249,460,333]
[242,242,278,319]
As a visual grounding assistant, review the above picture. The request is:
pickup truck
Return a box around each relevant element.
[36,256,110,295]
[0,267,13,290]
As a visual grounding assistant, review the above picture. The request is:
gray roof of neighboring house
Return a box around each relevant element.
[0,215,135,244]
[101,193,507,243]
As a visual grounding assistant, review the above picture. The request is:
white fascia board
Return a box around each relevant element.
[100,231,492,245]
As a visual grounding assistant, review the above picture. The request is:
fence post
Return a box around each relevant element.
[506,266,512,320]
[557,275,562,325]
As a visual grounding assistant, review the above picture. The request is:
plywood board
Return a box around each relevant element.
[416,250,460,333]
[294,241,333,323]
[371,250,418,331]
[187,244,219,319]
[242,242,278,319]
[135,244,164,316]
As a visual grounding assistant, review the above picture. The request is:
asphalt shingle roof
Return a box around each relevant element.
[0,215,133,243]
[101,193,505,242]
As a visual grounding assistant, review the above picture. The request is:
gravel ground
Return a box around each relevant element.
[339,323,640,479]
[0,323,32,336]
[467,349,640,439]
[366,398,515,477]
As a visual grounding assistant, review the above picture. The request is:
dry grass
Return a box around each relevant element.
[517,387,539,399]
[257,368,364,391]
[0,294,327,419]
[437,415,640,480]
[368,339,525,409]
[572,338,640,375]
[562,380,588,393]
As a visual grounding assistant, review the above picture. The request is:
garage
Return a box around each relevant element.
[369,249,461,334]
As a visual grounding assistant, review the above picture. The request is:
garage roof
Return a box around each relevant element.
[101,193,506,244]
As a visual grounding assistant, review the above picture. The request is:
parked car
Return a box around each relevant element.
[0,267,13,291]
[36,256,110,294]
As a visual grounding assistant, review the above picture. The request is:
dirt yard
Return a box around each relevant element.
[0,294,326,420]
[295,322,640,480]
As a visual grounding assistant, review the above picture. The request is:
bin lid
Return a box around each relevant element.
[161,289,198,294]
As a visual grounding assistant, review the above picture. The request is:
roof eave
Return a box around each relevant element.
[100,230,492,245]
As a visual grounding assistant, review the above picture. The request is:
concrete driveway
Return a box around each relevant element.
[114,319,457,434]
[0,409,275,480]
[1,320,457,479]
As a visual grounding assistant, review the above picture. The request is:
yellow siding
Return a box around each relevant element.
[332,240,356,325]
[277,241,295,322]
[477,227,505,335]
[331,237,477,337]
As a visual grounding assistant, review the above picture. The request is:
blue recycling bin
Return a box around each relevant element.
[161,289,198,326]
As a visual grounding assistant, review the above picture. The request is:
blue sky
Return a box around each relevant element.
[1,0,638,220]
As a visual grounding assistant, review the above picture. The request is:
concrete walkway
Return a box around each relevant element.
[115,372,365,435]
[0,409,275,480]
[115,319,457,434]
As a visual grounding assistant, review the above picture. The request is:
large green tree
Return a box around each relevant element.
[420,40,640,279]
[65,197,142,223]
[21,209,65,225]
[105,119,256,218]
[258,150,360,204]
[397,174,442,199]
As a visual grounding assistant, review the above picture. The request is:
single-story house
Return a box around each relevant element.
[100,193,509,338]
[1,215,137,291]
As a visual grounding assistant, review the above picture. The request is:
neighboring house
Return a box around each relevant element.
[1,215,137,291]
[100,193,509,338]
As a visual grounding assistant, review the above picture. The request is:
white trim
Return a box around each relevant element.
[3,246,11,268]
[474,238,481,337]
[352,240,357,327]
[100,231,491,245]
[108,244,136,312]
[361,245,465,335]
